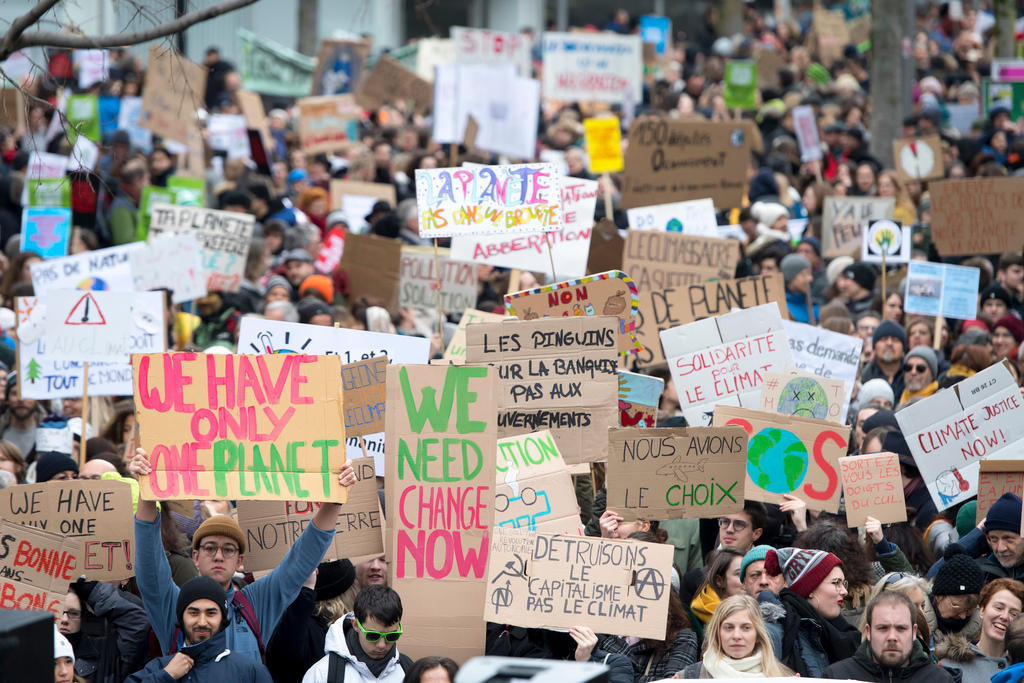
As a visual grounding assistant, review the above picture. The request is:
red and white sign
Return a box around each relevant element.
[42,290,134,363]
[792,105,822,162]
[452,26,532,76]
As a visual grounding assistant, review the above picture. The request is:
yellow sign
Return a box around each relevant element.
[584,117,624,174]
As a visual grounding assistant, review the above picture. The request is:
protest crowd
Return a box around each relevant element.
[4,3,1024,683]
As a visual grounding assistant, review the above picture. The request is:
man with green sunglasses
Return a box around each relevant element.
[302,586,413,683]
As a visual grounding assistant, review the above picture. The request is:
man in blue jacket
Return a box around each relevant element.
[129,449,357,663]
[127,576,271,682]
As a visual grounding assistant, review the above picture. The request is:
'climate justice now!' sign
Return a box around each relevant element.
[132,353,348,503]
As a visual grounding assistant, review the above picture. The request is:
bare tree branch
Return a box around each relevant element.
[0,0,259,59]
[1,0,62,56]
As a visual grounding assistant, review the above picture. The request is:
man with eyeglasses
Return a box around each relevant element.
[126,576,272,682]
[302,585,412,683]
[58,577,150,682]
[898,346,939,406]
[129,449,358,664]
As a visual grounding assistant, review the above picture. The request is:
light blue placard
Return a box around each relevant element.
[941,263,981,320]
[21,207,71,259]
[639,15,671,55]
[618,370,663,408]
[905,261,980,320]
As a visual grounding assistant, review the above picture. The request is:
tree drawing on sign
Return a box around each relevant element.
[64,293,106,325]
[26,357,41,383]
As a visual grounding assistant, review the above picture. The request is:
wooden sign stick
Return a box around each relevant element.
[601,172,614,221]
[545,233,557,283]
[934,316,944,350]
[881,247,887,302]
[432,239,445,340]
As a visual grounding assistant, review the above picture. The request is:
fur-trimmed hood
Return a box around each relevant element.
[927,606,983,661]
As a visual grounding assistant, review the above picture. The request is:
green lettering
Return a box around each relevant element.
[250,443,278,496]
[454,366,488,434]
[212,440,236,498]
[268,443,289,494]
[312,439,338,496]
[399,366,456,432]
[237,441,256,497]
[420,438,440,482]
[462,439,483,480]
[287,441,309,498]
[397,438,418,480]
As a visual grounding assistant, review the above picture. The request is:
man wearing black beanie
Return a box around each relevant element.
[126,576,271,682]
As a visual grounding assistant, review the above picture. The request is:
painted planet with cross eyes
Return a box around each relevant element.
[777,377,828,420]
[746,427,808,494]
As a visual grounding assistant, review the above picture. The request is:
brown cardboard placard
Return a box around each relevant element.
[384,364,497,663]
[586,218,624,275]
[328,179,397,213]
[754,49,784,90]
[504,270,643,356]
[892,135,944,183]
[606,427,747,521]
[0,88,25,132]
[339,233,401,312]
[399,245,477,315]
[443,308,505,364]
[235,89,271,149]
[463,114,479,152]
[633,273,788,367]
[930,178,1024,256]
[140,45,207,144]
[484,527,674,640]
[0,518,76,615]
[495,431,582,534]
[296,95,360,154]
[978,460,1024,525]
[813,9,850,67]
[623,231,740,293]
[465,316,619,465]
[714,405,849,513]
[847,13,872,47]
[132,352,348,503]
[838,452,906,527]
[821,196,894,258]
[312,39,370,96]
[341,356,387,437]
[236,458,383,571]
[0,479,135,581]
[620,119,753,210]
[355,55,433,115]
[759,369,847,424]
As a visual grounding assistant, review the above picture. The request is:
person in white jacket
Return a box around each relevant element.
[303,585,413,683]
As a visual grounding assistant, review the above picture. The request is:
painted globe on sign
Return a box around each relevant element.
[77,277,108,291]
[778,377,829,419]
[746,428,809,494]
[666,218,683,232]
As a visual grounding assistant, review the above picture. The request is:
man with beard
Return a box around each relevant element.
[0,373,41,464]
[860,321,908,400]
[824,591,954,683]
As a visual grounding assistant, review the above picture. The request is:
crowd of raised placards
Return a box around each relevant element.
[3,5,1024,683]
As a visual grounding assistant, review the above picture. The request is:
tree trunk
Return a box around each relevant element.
[298,0,319,56]
[869,0,905,169]
[994,0,1016,60]
[717,0,744,39]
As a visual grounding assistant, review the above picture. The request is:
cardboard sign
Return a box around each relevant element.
[976,460,1024,525]
[297,95,360,154]
[904,261,980,321]
[384,364,497,662]
[861,220,910,265]
[621,120,752,210]
[626,198,718,237]
[0,518,76,614]
[465,317,618,465]
[504,271,642,356]
[0,479,134,581]
[237,319,431,477]
[399,245,476,315]
[355,55,433,115]
[42,290,134,363]
[607,427,747,520]
[634,273,788,368]
[342,357,388,438]
[814,9,850,67]
[31,244,141,296]
[328,179,397,232]
[760,369,847,424]
[624,231,739,293]
[839,453,907,527]
[236,458,382,571]
[21,207,71,259]
[724,61,758,110]
[139,46,207,144]
[587,219,624,275]
[618,371,662,428]
[495,431,581,534]
[485,527,673,639]
[147,203,255,293]
[449,178,597,281]
[207,114,250,159]
[415,37,455,80]
[133,353,348,503]
[930,178,1024,256]
[443,309,505,364]
[895,362,1024,511]
[822,197,894,258]
[415,163,561,239]
[339,233,401,310]
[541,32,642,103]
[312,39,368,96]
[782,320,860,424]
[18,293,165,399]
[792,105,822,162]
[893,136,943,182]
[584,117,624,174]
[715,405,848,512]
[452,26,532,76]
[661,303,792,426]
[130,232,207,304]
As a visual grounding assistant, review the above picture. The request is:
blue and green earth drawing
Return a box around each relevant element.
[777,377,828,419]
[746,427,809,493]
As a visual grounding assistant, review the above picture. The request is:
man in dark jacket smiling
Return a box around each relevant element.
[823,591,954,683]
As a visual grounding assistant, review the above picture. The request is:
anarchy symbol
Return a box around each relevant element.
[490,580,514,610]
[633,568,665,600]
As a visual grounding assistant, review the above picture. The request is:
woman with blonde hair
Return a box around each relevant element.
[679,595,793,678]
[877,170,919,225]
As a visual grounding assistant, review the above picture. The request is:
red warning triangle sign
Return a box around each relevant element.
[64,292,107,325]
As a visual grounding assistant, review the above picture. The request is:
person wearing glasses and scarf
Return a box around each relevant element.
[303,585,412,683]
[898,346,940,407]
[757,547,861,677]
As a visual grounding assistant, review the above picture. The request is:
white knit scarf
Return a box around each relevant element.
[701,650,765,678]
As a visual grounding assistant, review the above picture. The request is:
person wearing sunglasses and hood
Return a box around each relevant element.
[302,585,413,683]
